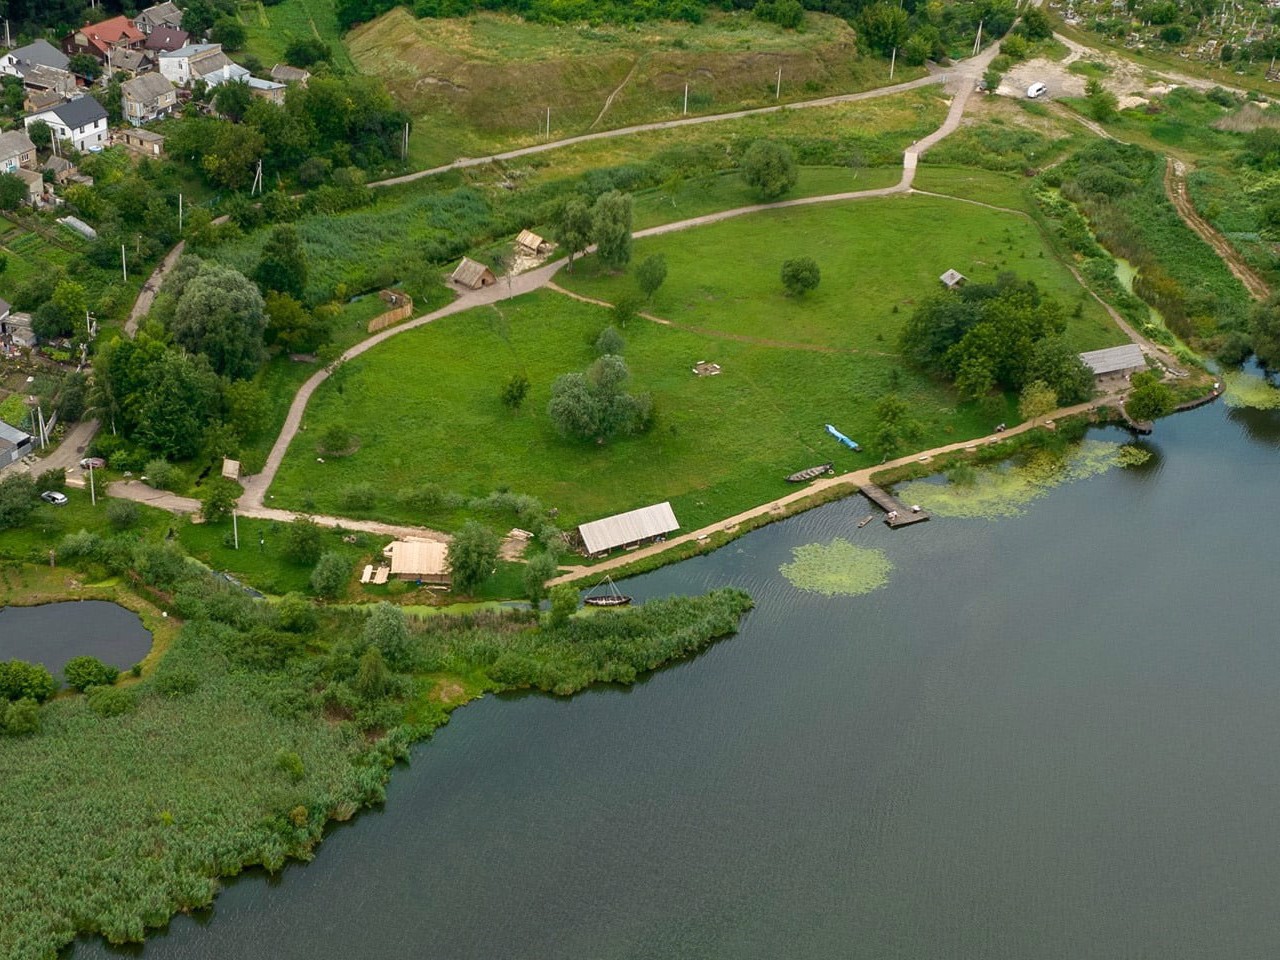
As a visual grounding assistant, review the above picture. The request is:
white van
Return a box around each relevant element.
[1027,82,1048,99]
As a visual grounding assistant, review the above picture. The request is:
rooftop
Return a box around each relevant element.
[122,71,174,100]
[4,40,70,74]
[0,129,35,159]
[579,502,679,555]
[387,539,449,577]
[33,94,108,129]
[1079,343,1146,376]
[145,26,189,52]
[0,419,31,447]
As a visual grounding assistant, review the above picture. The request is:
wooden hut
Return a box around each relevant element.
[385,539,451,585]
[515,229,548,255]
[939,268,967,289]
[451,256,496,290]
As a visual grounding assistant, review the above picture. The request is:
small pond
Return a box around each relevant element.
[0,601,152,680]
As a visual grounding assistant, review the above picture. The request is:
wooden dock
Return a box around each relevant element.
[859,483,930,528]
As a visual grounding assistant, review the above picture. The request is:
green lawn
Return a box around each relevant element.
[909,165,1038,212]
[562,193,1125,354]
[237,0,355,71]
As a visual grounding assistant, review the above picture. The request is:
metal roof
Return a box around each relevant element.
[387,539,449,577]
[37,95,107,129]
[6,40,69,75]
[579,502,679,554]
[0,419,31,446]
[1079,343,1145,376]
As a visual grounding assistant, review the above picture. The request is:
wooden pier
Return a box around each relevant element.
[859,483,930,528]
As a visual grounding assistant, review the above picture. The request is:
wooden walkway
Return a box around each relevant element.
[860,483,931,528]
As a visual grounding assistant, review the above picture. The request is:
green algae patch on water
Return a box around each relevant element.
[780,539,894,597]
[1116,444,1153,468]
[897,439,1124,520]
[1222,373,1280,410]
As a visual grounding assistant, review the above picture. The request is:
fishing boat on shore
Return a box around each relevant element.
[786,463,833,483]
[583,576,632,607]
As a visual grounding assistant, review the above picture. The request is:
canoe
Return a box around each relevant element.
[786,463,833,483]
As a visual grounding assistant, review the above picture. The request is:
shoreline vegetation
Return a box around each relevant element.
[0,557,752,959]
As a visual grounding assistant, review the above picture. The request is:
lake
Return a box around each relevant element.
[74,398,1280,959]
[0,600,151,680]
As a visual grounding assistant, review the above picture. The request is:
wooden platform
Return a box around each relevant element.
[860,483,931,528]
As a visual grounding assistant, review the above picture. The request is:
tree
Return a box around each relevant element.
[264,291,329,354]
[591,190,633,270]
[106,499,139,531]
[202,122,266,190]
[547,355,652,443]
[310,551,349,598]
[172,263,267,380]
[501,373,530,410]
[859,2,910,55]
[254,225,308,301]
[448,522,500,594]
[362,601,415,671]
[1018,380,1058,424]
[56,371,88,422]
[285,36,333,67]
[0,173,26,211]
[213,80,252,122]
[595,325,625,356]
[1027,337,1094,405]
[553,196,593,269]
[524,551,559,605]
[0,474,36,531]
[635,254,667,300]
[781,257,820,296]
[67,53,100,81]
[1125,371,1176,421]
[983,68,1003,94]
[740,139,798,201]
[353,646,391,700]
[211,17,247,50]
[873,393,924,456]
[1019,6,1054,40]
[548,583,578,627]
[1085,78,1118,122]
[282,517,324,565]
[26,120,50,149]
[63,656,119,693]
[0,659,56,703]
[201,477,241,522]
[132,350,224,459]
[1250,294,1280,368]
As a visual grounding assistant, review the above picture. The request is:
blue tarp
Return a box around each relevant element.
[825,424,860,451]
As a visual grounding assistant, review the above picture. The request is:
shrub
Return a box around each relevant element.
[282,517,324,565]
[275,749,305,783]
[339,483,375,511]
[87,685,136,718]
[781,257,821,296]
[275,592,318,633]
[35,467,66,491]
[595,325,625,356]
[740,140,798,201]
[1,697,39,736]
[106,499,140,530]
[59,528,101,560]
[310,551,349,598]
[63,656,120,692]
[155,668,200,698]
[144,459,184,492]
[0,659,56,703]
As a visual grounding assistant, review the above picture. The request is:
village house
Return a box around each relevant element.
[118,127,165,158]
[134,1,184,36]
[577,502,680,557]
[158,43,239,87]
[41,155,77,184]
[0,130,37,173]
[246,76,286,103]
[144,26,190,55]
[451,256,497,290]
[0,40,76,98]
[11,168,42,206]
[24,95,109,153]
[1079,343,1146,382]
[384,540,451,585]
[121,72,177,125]
[108,47,155,78]
[269,63,310,86]
[0,300,37,352]
[516,229,548,255]
[62,15,145,65]
[24,89,64,114]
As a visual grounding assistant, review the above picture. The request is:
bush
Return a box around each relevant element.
[35,467,66,491]
[340,483,375,511]
[275,592,318,633]
[282,517,324,565]
[143,458,184,492]
[595,325,625,356]
[740,140,798,201]
[87,685,136,718]
[106,499,140,530]
[310,551,349,598]
[1,697,39,736]
[275,749,305,782]
[63,656,120,692]
[0,659,56,703]
[155,668,200,698]
[781,257,821,296]
[59,528,100,560]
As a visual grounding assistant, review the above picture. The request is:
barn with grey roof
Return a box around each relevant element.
[578,502,680,556]
[1079,343,1145,378]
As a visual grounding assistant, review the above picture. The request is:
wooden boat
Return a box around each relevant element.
[786,462,833,483]
[583,576,632,607]
[857,514,874,528]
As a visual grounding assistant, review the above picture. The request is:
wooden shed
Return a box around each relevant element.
[939,269,967,289]
[385,539,451,585]
[451,256,496,290]
[119,127,165,157]
[515,229,547,255]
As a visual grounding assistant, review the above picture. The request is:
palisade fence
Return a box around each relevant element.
[366,290,415,333]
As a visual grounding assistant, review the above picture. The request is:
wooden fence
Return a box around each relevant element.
[366,290,414,333]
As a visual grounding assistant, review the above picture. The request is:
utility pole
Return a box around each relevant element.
[683,82,689,115]
[250,158,263,196]
[178,191,182,233]
[4,21,10,48]
[546,105,551,138]
[402,121,409,159]
[232,509,239,549]
[890,47,897,79]
[776,67,782,99]
[120,243,127,282]
[88,461,96,506]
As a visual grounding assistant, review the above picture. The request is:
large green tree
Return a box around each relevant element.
[547,355,653,443]
[132,351,224,460]
[448,522,500,594]
[553,196,593,269]
[172,263,267,380]
[254,225,308,301]
[591,190,633,270]
[740,139,798,201]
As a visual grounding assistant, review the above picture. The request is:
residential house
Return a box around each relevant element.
[384,540,451,585]
[269,63,310,86]
[158,43,232,86]
[144,26,190,54]
[0,130,37,173]
[63,16,145,65]
[246,76,286,104]
[119,127,165,157]
[121,72,176,124]
[0,40,76,98]
[24,95,109,153]
[0,301,36,352]
[197,61,252,90]
[41,155,77,184]
[451,257,496,290]
[108,47,154,78]
[134,1,184,36]
[23,89,65,114]
[13,168,43,206]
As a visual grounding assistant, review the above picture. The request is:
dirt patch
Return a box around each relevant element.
[430,680,467,704]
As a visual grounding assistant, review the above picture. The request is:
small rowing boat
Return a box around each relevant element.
[786,462,833,483]
[583,576,632,607]
[857,515,874,528]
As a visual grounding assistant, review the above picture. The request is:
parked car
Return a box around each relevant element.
[1027,82,1048,99]
[41,491,68,505]
[79,457,105,470]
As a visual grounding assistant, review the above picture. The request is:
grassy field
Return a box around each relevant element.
[561,194,1123,353]
[237,0,355,71]
[349,8,920,167]
[266,192,1124,535]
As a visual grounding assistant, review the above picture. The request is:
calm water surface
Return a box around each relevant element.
[77,402,1280,959]
[0,600,151,679]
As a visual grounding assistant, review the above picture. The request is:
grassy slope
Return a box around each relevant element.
[267,197,1123,532]
[238,0,356,71]
[348,8,920,167]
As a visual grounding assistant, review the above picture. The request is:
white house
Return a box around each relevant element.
[0,39,70,80]
[24,95,108,153]
[158,42,233,86]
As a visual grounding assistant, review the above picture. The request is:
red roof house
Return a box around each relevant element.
[63,16,145,63]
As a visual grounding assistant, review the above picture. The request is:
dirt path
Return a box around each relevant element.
[591,56,645,130]
[125,239,185,337]
[1163,157,1270,302]
[549,391,1126,584]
